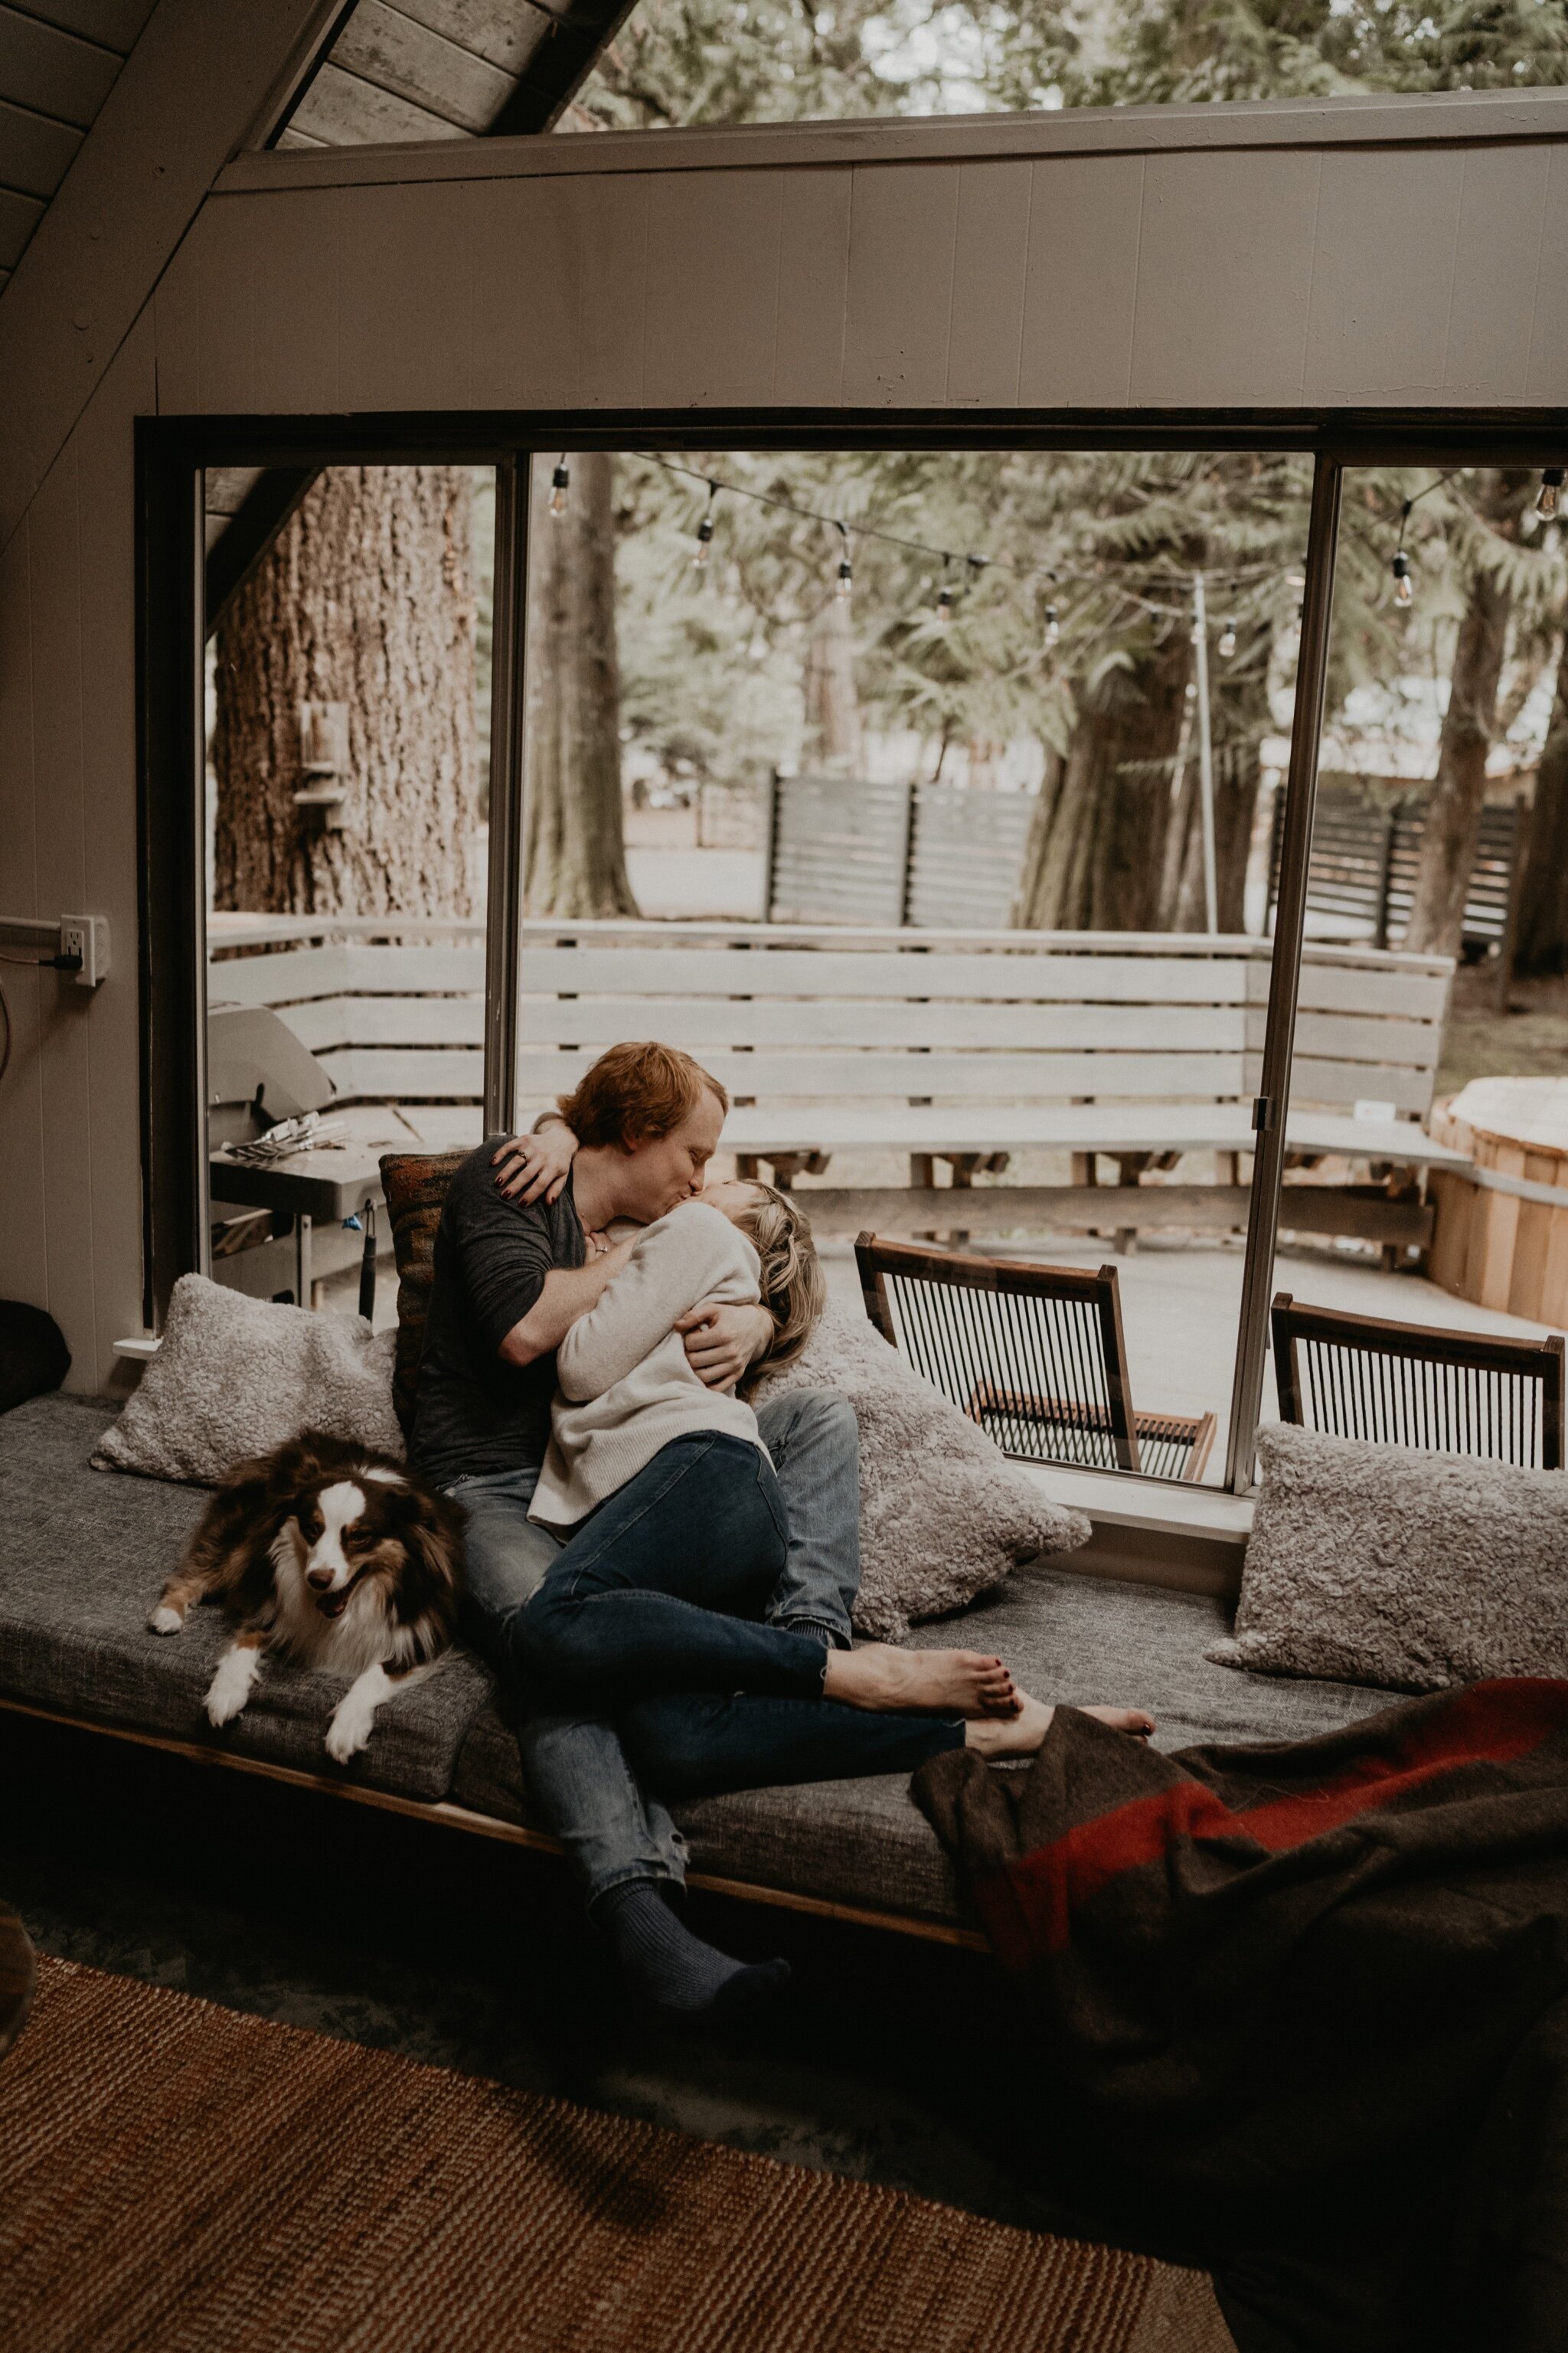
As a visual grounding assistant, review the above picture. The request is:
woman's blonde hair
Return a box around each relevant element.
[731,1184,826,1394]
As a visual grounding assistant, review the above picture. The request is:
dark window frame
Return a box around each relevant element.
[136,411,1568,1491]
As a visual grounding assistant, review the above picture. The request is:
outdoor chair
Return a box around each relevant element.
[855,1234,1217,1482]
[1270,1292,1566,1470]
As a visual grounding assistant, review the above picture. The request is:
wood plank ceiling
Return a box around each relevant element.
[2,2,636,595]
[0,0,158,293]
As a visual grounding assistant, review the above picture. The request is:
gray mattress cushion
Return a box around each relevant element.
[452,1557,1395,1928]
[0,1394,494,1802]
[5,1393,1397,1925]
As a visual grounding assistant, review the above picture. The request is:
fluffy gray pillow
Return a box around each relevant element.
[1210,1421,1568,1691]
[93,1274,403,1484]
[758,1299,1091,1640]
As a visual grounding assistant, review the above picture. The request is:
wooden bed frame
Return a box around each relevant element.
[0,1693,989,1955]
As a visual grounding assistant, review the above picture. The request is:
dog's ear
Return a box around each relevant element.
[394,1485,465,1623]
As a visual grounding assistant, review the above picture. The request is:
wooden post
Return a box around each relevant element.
[1494,790,1531,1015]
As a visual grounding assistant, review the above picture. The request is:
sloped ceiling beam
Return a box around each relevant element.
[0,0,349,551]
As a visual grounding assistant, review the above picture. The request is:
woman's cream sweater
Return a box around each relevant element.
[527,1200,766,1531]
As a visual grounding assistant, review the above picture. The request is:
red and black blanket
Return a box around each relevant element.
[913,1680,1568,2353]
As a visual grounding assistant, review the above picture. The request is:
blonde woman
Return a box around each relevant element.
[518,1179,1152,1781]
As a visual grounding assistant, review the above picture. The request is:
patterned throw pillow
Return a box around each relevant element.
[380,1151,466,1439]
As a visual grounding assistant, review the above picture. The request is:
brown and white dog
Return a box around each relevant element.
[149,1431,465,1765]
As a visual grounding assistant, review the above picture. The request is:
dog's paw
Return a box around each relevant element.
[149,1605,184,1636]
[324,1706,373,1766]
[204,1650,257,1727]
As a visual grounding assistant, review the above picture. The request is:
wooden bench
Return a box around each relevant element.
[209,917,1468,1245]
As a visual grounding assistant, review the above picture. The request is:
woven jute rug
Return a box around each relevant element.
[0,1956,1234,2353]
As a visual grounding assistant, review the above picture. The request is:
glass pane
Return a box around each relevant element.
[204,463,498,1328]
[1272,460,1566,1464]
[518,445,1315,1483]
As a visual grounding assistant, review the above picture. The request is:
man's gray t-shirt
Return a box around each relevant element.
[410,1139,585,1489]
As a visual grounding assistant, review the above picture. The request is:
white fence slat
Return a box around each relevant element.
[312,1047,487,1099]
[1248,957,1450,1023]
[1246,1008,1440,1070]
[519,948,1252,1005]
[1247,1056,1433,1115]
[211,943,485,1002]
[518,997,1246,1052]
[515,1050,1250,1100]
[282,996,485,1051]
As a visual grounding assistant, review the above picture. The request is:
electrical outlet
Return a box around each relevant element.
[60,915,108,989]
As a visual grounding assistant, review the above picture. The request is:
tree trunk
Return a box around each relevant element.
[802,593,863,771]
[1404,470,1534,956]
[1012,632,1191,930]
[524,452,639,919]
[213,466,479,917]
[1514,630,1568,976]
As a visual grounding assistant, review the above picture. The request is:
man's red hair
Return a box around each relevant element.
[557,1041,728,1154]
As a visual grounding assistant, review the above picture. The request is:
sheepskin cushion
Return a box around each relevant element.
[1209,1421,1568,1691]
[757,1300,1090,1640]
[93,1274,403,1484]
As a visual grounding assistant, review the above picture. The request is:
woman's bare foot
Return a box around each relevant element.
[965,1698,1156,1760]
[823,1644,1018,1720]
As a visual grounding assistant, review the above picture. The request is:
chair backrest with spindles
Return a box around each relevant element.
[855,1234,1141,1473]
[1270,1291,1566,1470]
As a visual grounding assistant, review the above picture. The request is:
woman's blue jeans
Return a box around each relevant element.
[514,1432,965,1802]
[519,1434,828,1709]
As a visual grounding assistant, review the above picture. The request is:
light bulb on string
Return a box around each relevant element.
[1044,603,1060,652]
[1538,469,1564,521]
[692,483,717,569]
[1217,619,1238,660]
[1390,498,1414,608]
[935,574,955,627]
[548,459,570,519]
[834,521,852,605]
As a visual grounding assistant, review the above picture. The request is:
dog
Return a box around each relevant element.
[149,1431,465,1765]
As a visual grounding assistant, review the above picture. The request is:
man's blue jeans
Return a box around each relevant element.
[452,1387,961,1903]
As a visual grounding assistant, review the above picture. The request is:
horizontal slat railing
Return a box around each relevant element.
[209,923,1453,1129]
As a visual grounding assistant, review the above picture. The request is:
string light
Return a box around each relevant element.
[548,459,570,519]
[692,482,717,568]
[934,571,955,627]
[1217,619,1238,659]
[1391,499,1414,609]
[834,521,853,605]
[1044,603,1060,652]
[1537,469,1564,521]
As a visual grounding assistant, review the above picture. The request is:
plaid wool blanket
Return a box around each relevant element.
[913,1681,1568,2353]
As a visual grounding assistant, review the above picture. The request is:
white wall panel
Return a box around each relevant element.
[1305,145,1466,401]
[773,166,851,406]
[1018,155,1142,409]
[1525,142,1568,407]
[946,159,1030,408]
[841,162,959,407]
[1442,144,1548,400]
[338,177,473,410]
[1132,149,1319,407]
[469,172,581,410]
[642,168,784,410]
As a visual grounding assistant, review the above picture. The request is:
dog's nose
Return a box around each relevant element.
[306,1567,335,1591]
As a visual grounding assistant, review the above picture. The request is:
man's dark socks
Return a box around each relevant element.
[594,1879,789,2017]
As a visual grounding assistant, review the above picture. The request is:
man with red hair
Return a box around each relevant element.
[413,1042,942,2019]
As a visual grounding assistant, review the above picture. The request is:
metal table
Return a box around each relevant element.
[210,1147,385,1308]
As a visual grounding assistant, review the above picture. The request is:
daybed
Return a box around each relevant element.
[0,1391,1396,1946]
